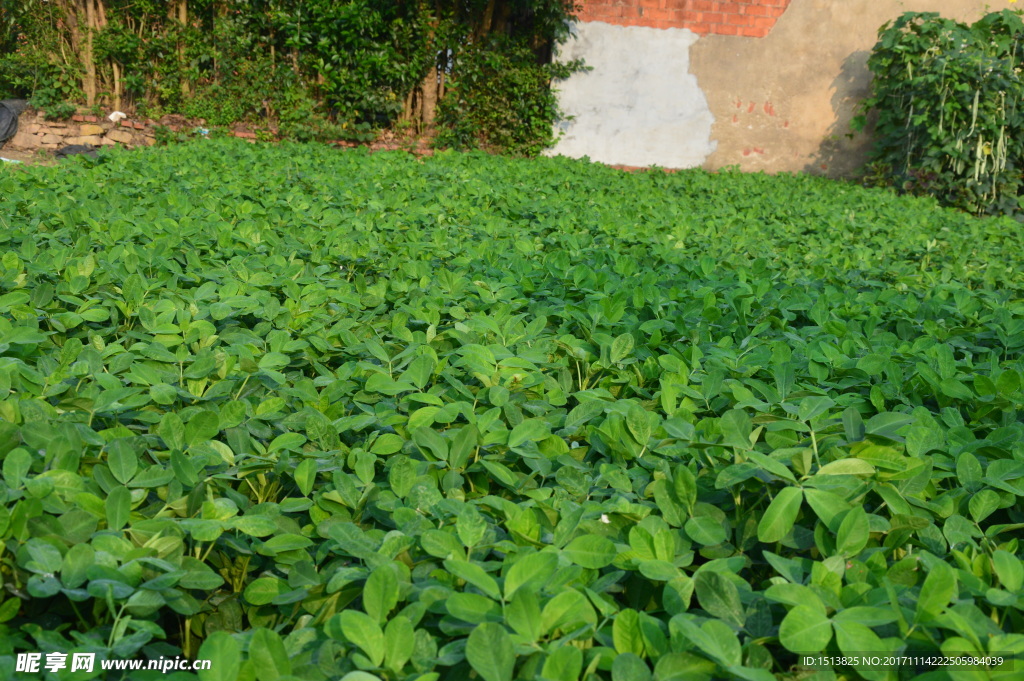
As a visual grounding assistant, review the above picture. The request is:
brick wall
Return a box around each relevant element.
[576,0,792,37]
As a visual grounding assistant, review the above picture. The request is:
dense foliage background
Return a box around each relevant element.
[0,0,581,153]
[855,9,1024,219]
[1,141,1023,680]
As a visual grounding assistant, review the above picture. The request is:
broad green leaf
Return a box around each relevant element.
[638,559,681,582]
[185,410,220,445]
[699,619,743,668]
[446,593,497,622]
[420,529,463,559]
[293,458,317,496]
[833,620,886,668]
[198,631,241,681]
[107,440,138,484]
[541,588,594,636]
[364,564,399,624]
[257,534,312,555]
[757,487,803,543]
[412,427,447,461]
[798,396,835,423]
[339,610,385,667]
[562,534,616,569]
[504,585,541,642]
[388,456,417,499]
[779,605,832,653]
[611,653,651,681]
[613,609,645,656]
[384,616,414,674]
[684,516,727,546]
[610,333,635,363]
[541,645,583,681]
[744,450,796,483]
[969,490,1000,523]
[652,652,716,681]
[626,403,652,446]
[694,571,745,629]
[61,543,94,589]
[916,561,956,621]
[940,378,974,400]
[835,506,869,558]
[231,515,278,537]
[106,485,131,531]
[508,418,551,448]
[24,539,62,574]
[816,459,876,477]
[158,412,186,451]
[2,448,30,488]
[339,673,383,681]
[407,407,438,429]
[250,627,291,681]
[803,488,853,533]
[842,406,866,441]
[670,617,742,667]
[832,607,898,627]
[465,622,515,681]
[244,577,290,606]
[956,452,983,492]
[663,575,694,616]
[268,432,307,453]
[371,433,405,455]
[504,551,557,599]
[457,503,488,547]
[720,409,753,450]
[444,559,501,600]
[992,550,1024,592]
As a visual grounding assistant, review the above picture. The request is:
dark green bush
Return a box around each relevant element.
[436,37,584,157]
[855,9,1024,218]
[1,0,581,156]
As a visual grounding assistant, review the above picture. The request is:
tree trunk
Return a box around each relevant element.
[111,61,122,111]
[401,89,415,123]
[54,1,84,103]
[494,1,510,36]
[419,67,438,129]
[83,0,98,107]
[417,12,442,131]
[474,0,496,41]
[95,0,118,109]
[291,5,301,76]
[167,0,191,98]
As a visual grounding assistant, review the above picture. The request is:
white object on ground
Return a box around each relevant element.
[108,111,127,122]
[0,157,22,163]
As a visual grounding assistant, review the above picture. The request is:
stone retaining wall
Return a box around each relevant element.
[3,111,157,151]
[2,109,266,155]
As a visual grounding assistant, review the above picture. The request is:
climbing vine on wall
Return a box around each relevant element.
[855,9,1024,218]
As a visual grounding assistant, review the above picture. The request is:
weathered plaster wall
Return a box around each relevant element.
[692,0,997,176]
[548,21,716,168]
[551,0,1014,175]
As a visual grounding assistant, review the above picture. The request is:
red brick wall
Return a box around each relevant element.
[576,0,792,37]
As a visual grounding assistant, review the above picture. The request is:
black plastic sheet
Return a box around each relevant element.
[0,100,29,144]
[55,144,98,158]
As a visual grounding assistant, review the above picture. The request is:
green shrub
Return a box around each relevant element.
[2,1,581,157]
[855,9,1024,218]
[436,37,584,157]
